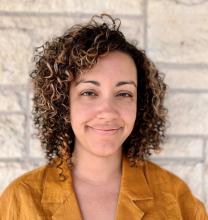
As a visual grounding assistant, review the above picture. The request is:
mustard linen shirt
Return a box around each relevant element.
[0,156,207,220]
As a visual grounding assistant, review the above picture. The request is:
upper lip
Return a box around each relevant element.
[88,126,120,131]
[95,128,118,131]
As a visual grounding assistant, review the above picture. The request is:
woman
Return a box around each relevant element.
[0,14,207,220]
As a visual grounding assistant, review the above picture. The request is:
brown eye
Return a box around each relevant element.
[81,91,97,96]
[117,92,132,97]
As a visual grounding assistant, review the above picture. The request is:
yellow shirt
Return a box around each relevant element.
[0,156,207,220]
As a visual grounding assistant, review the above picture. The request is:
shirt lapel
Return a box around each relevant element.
[41,158,83,220]
[115,155,154,220]
[41,156,154,220]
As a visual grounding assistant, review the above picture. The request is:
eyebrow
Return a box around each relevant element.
[116,81,137,88]
[75,80,137,88]
[75,80,99,87]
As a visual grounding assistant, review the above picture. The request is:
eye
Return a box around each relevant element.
[117,92,133,97]
[81,91,97,96]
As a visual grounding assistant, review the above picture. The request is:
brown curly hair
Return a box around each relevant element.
[30,14,168,168]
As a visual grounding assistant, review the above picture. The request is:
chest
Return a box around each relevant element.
[73,181,120,220]
[77,191,119,220]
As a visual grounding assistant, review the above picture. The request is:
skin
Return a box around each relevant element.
[69,50,137,185]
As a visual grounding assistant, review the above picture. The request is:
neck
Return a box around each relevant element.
[71,148,122,185]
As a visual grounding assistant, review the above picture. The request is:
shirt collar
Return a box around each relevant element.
[41,155,154,219]
[121,154,153,200]
[41,158,73,203]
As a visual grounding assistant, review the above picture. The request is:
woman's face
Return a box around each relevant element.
[69,51,137,158]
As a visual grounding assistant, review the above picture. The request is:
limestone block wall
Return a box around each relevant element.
[0,0,208,209]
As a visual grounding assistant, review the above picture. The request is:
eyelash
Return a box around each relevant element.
[118,92,133,97]
[80,91,133,97]
[81,91,96,96]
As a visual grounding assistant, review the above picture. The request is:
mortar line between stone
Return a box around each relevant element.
[166,134,208,139]
[0,157,45,163]
[0,84,27,89]
[0,11,143,20]
[169,0,208,7]
[167,134,208,139]
[152,157,204,163]
[24,83,30,160]
[0,157,201,164]
[169,89,208,93]
[0,112,25,115]
[143,0,148,51]
[203,138,207,204]
[156,62,208,69]
[201,139,206,202]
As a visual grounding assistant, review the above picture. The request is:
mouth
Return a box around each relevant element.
[88,126,120,135]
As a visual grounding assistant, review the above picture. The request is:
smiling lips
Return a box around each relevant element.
[88,126,120,135]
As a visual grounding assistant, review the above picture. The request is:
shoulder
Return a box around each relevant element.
[0,164,49,209]
[0,163,56,219]
[143,160,208,219]
[0,164,50,219]
[143,159,194,196]
[0,158,73,219]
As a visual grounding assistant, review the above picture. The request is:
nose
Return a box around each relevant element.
[96,97,120,121]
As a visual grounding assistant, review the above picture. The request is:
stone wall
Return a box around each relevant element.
[0,0,207,209]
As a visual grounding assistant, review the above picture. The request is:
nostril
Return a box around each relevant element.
[96,112,119,121]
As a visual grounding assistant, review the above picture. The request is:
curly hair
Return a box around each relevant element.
[30,14,168,169]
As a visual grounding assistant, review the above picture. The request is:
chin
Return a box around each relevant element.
[88,142,122,158]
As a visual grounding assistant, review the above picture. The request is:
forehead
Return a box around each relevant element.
[75,51,137,82]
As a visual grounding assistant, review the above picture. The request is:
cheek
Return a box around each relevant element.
[119,103,137,124]
[70,100,95,124]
